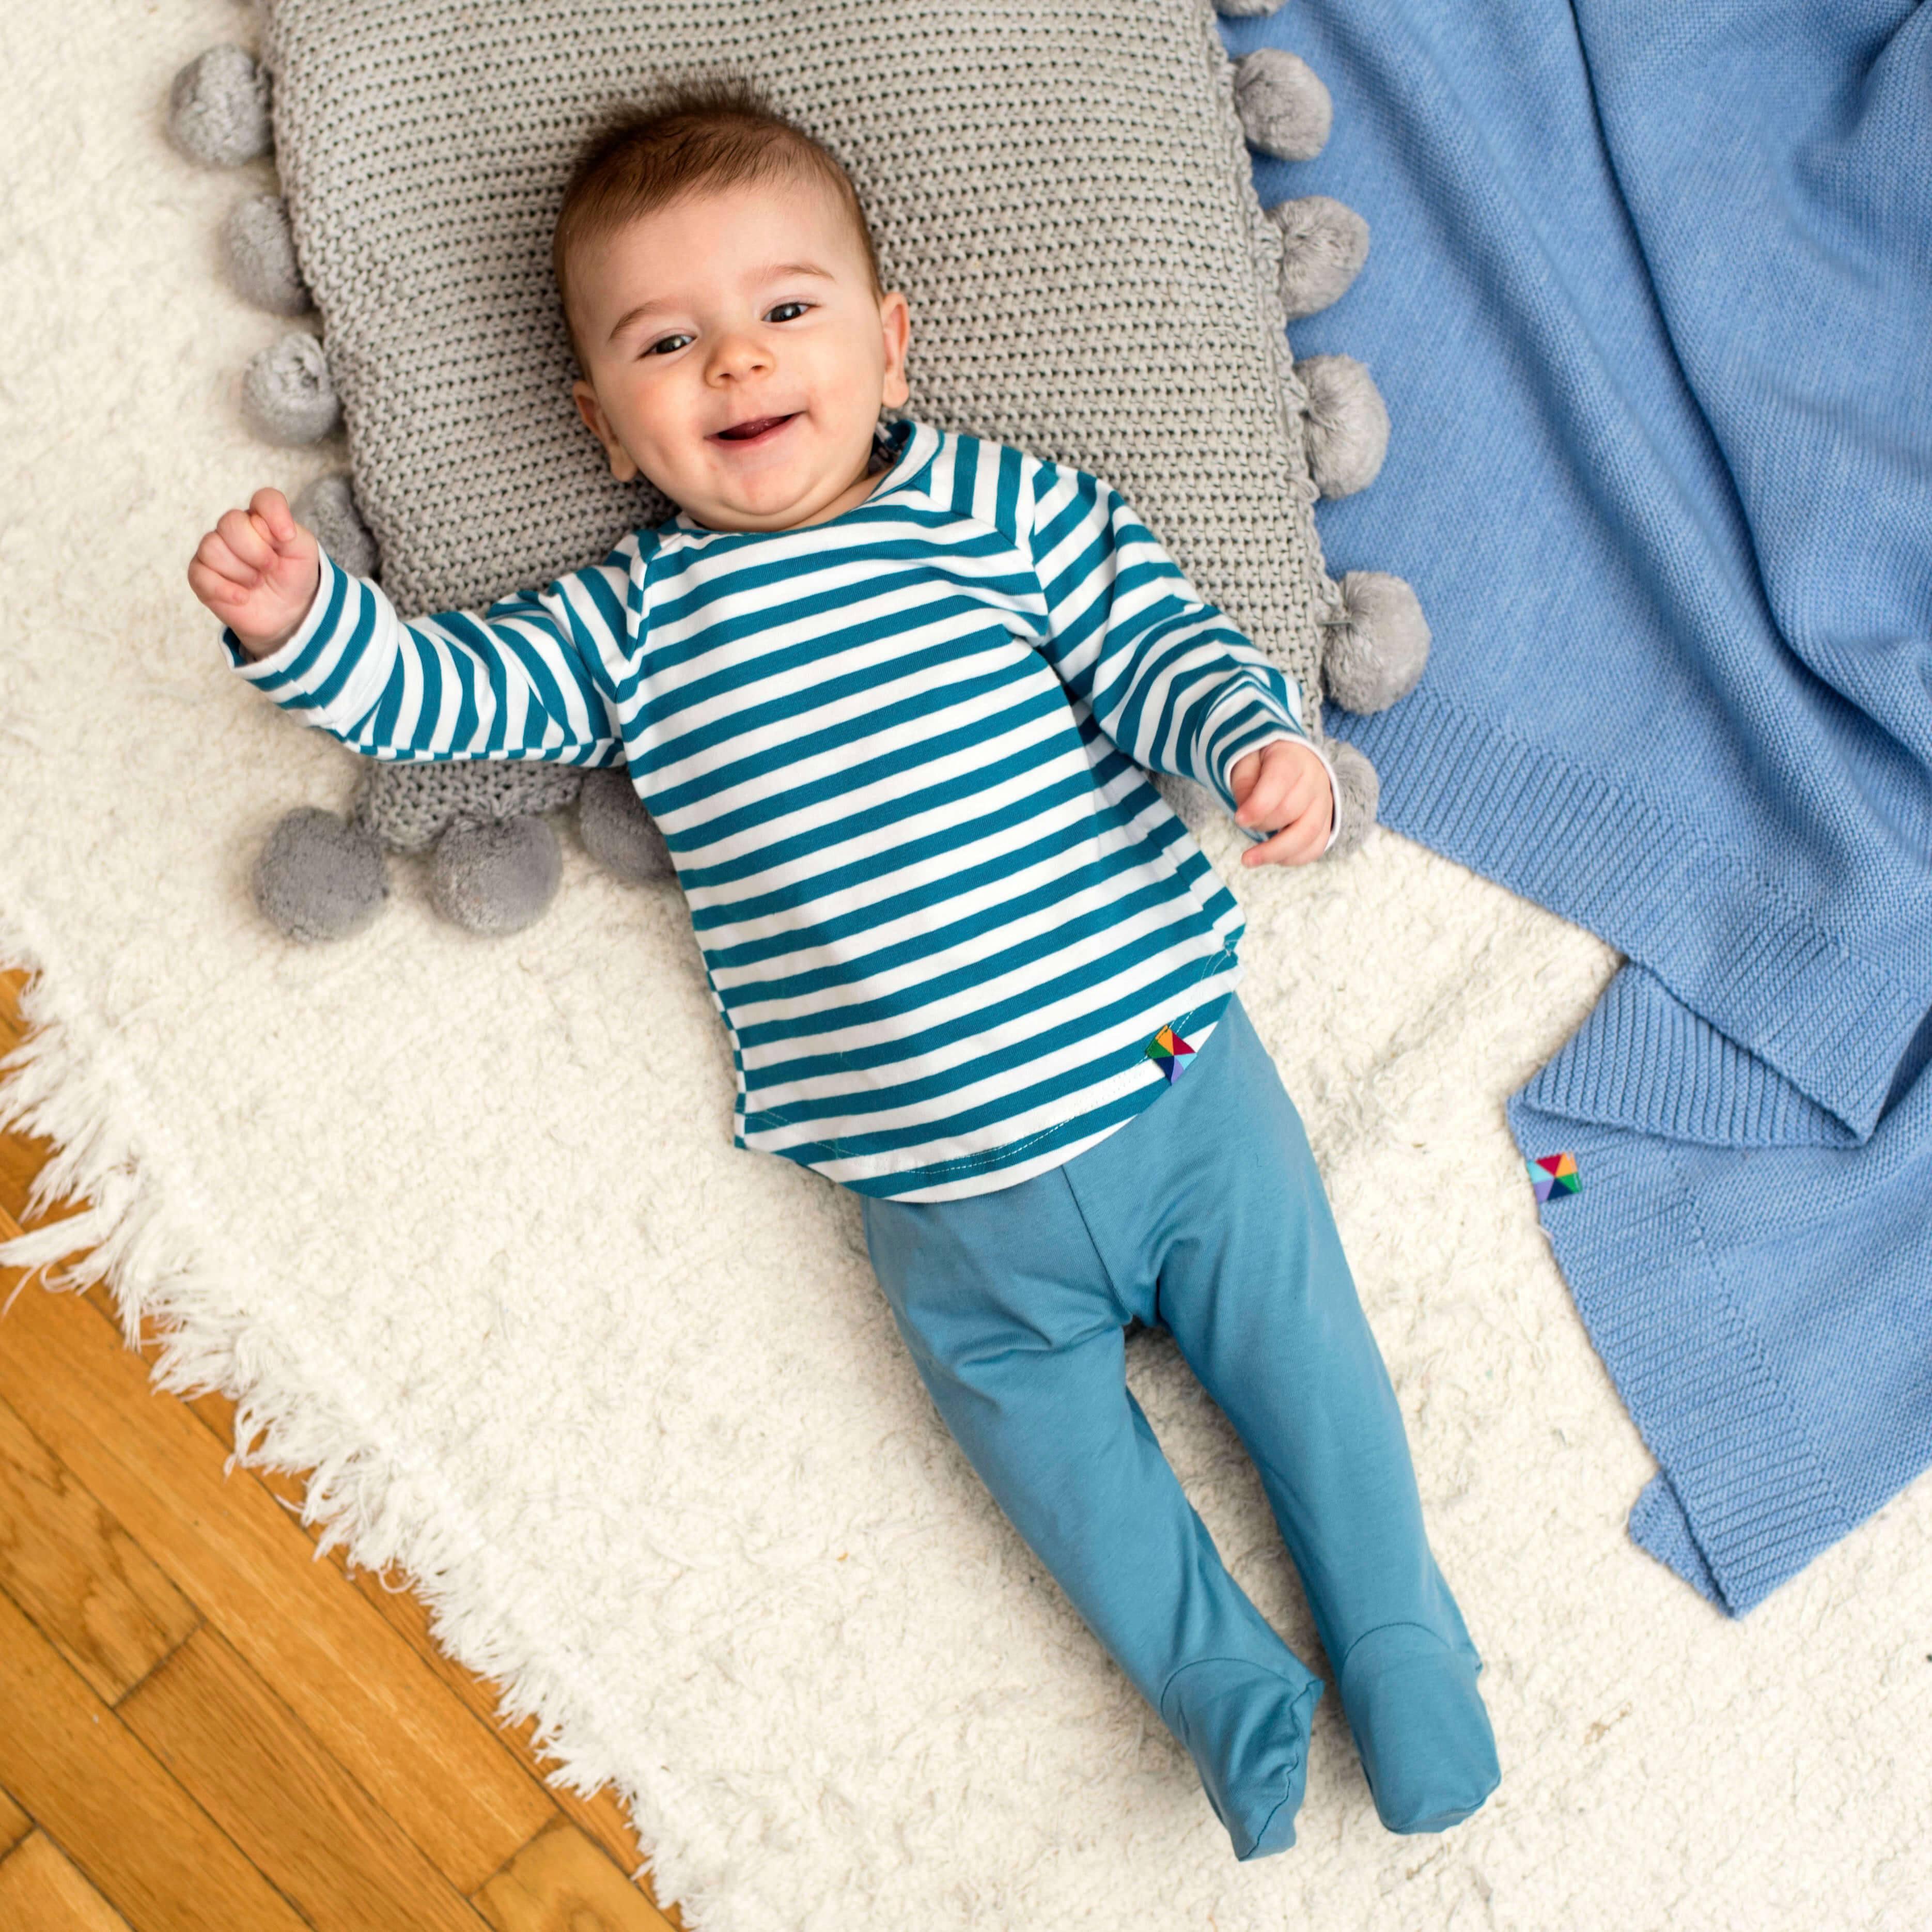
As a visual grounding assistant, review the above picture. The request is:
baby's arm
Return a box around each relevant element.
[1021,461,1339,859]
[188,488,628,766]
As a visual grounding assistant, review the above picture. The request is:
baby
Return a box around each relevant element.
[189,74,1498,1859]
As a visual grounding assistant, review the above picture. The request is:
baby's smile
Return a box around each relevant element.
[711,410,799,443]
[703,407,809,477]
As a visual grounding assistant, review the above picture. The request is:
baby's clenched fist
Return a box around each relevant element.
[1230,738,1335,866]
[188,488,321,661]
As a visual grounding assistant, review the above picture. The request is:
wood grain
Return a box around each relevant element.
[122,1624,496,1932]
[0,1585,311,1932]
[0,1786,30,1862]
[0,1832,137,1932]
[473,1817,683,1932]
[0,1393,200,1703]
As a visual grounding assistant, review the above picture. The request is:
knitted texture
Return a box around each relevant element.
[350,759,586,852]
[1224,0,1932,1616]
[257,0,1334,744]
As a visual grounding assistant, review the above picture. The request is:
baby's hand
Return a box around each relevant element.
[188,488,322,660]
[1230,739,1334,866]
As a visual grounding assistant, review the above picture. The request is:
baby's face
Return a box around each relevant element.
[567,177,911,533]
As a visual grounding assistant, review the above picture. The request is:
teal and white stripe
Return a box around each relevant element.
[222,416,1335,1200]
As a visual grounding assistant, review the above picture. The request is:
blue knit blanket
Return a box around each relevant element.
[1221,0,1932,1617]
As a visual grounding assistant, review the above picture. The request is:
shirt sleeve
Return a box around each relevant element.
[216,539,638,766]
[1021,460,1339,854]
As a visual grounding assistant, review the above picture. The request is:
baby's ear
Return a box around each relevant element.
[571,381,638,481]
[879,290,912,410]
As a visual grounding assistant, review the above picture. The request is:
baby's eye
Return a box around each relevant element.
[641,304,807,357]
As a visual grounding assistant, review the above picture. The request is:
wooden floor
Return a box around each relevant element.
[0,966,687,1932]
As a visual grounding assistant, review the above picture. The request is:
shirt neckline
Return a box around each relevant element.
[669,415,925,537]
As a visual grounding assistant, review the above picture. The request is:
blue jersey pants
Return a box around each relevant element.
[860,992,1500,1858]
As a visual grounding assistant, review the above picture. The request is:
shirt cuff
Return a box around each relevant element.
[1306,737,1343,854]
[219,547,338,679]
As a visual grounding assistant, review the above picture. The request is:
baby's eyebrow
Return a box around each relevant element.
[607,261,837,344]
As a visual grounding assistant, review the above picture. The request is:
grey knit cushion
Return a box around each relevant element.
[259,0,1332,726]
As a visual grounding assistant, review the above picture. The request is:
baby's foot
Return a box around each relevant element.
[1334,1623,1500,1833]
[1159,1657,1323,1860]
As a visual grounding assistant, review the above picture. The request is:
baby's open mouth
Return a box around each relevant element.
[713,413,798,443]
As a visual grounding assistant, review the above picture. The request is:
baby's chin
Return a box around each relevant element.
[683,485,833,532]
[682,447,877,531]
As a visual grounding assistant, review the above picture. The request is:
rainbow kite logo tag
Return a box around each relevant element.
[1527,1151,1581,1202]
[1145,1023,1196,1084]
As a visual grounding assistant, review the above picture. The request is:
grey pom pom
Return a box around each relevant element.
[1232,49,1333,162]
[1267,195,1370,319]
[252,806,388,942]
[1320,737,1380,859]
[429,816,563,934]
[1321,571,1431,713]
[294,475,379,579]
[577,768,676,885]
[1294,353,1390,497]
[1215,0,1290,17]
[166,46,272,168]
[242,331,340,445]
[222,194,311,316]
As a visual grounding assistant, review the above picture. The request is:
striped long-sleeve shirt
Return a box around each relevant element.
[221,416,1338,1201]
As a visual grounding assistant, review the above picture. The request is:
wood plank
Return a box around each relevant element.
[0,1394,199,1702]
[0,1786,29,1861]
[122,1623,495,1932]
[0,1585,310,1932]
[0,1833,137,1932]
[0,1279,558,1894]
[473,1818,681,1932]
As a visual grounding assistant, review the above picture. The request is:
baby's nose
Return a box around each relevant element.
[709,330,772,373]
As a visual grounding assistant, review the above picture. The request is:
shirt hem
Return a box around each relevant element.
[758,988,1236,1201]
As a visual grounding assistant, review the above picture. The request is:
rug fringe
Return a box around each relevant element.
[0,901,681,1905]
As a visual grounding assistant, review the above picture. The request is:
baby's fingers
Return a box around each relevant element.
[1276,750,1326,821]
[216,504,278,572]
[250,487,298,547]
[193,527,262,587]
[1233,744,1301,830]
[1240,813,1323,867]
[188,555,258,615]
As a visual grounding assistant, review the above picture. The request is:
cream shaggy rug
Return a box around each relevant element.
[2,5,1926,1929]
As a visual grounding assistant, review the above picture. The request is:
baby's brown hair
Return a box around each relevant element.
[552,71,885,371]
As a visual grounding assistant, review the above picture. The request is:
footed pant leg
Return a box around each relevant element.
[1063,995,1501,1834]
[862,1161,1322,1861]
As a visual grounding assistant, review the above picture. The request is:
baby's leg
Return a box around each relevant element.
[1065,996,1501,1834]
[862,1168,1321,1860]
